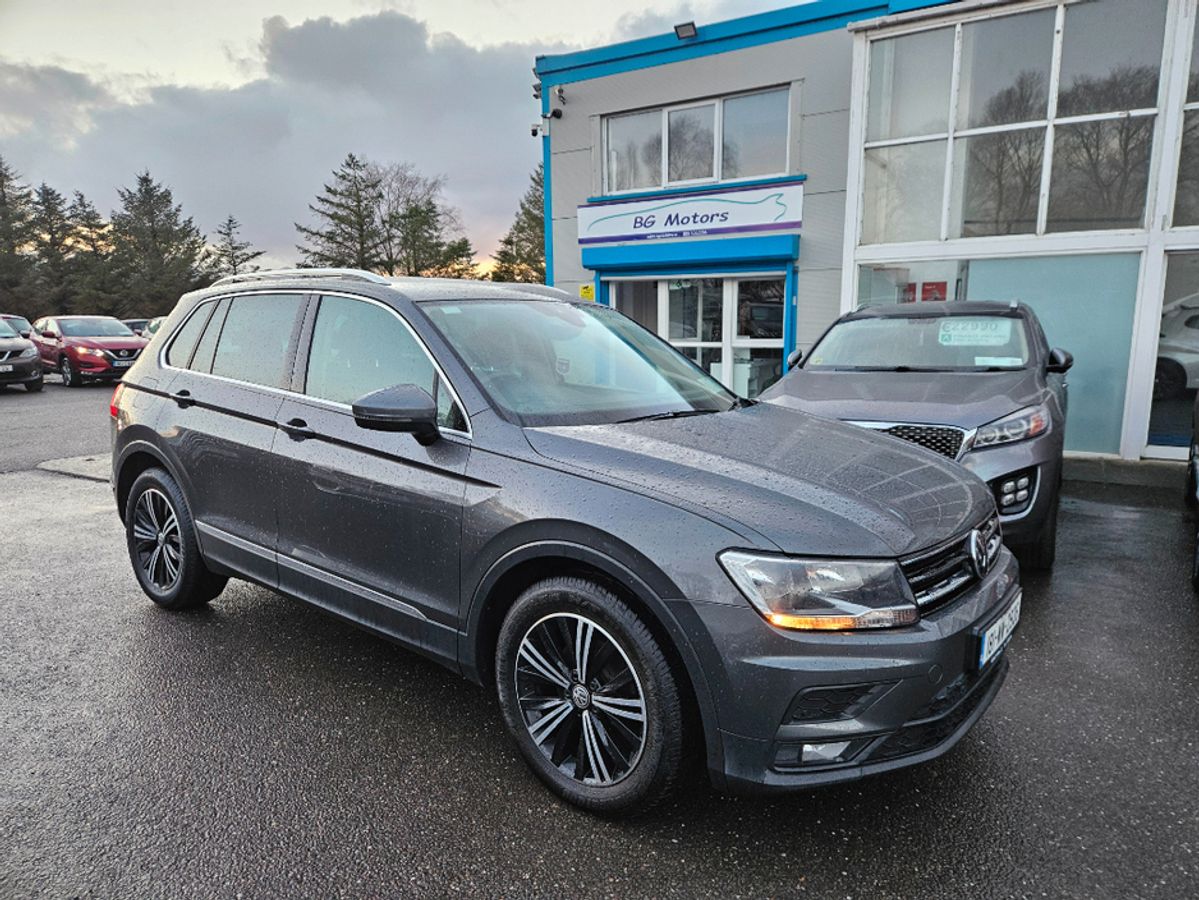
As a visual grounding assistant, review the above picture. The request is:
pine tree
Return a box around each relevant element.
[295,154,385,270]
[67,192,119,315]
[490,164,545,284]
[29,183,74,314]
[211,214,265,277]
[109,171,210,317]
[0,155,34,316]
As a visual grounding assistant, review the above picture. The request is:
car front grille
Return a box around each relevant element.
[0,350,15,362]
[786,682,897,724]
[104,348,141,361]
[877,423,967,459]
[900,514,1002,611]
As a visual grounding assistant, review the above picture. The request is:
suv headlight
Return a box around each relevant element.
[718,551,918,631]
[972,403,1050,450]
[76,347,105,357]
[17,346,37,359]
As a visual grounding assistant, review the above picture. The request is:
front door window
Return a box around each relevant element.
[611,277,786,397]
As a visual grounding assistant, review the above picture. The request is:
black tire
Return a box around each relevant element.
[1017,494,1059,572]
[495,576,683,817]
[25,376,43,393]
[124,468,227,610]
[60,356,80,388]
[1154,358,1187,401]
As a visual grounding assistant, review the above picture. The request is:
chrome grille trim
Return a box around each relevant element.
[901,514,1002,610]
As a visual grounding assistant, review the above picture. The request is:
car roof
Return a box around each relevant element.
[844,300,1029,321]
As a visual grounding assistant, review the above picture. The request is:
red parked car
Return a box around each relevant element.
[30,315,149,387]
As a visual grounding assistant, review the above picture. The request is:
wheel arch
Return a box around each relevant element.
[113,439,182,524]
[462,540,725,786]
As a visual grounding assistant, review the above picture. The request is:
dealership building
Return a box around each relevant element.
[534,0,1199,461]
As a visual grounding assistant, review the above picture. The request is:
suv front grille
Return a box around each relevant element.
[878,424,966,459]
[0,350,11,362]
[105,348,141,361]
[901,514,1002,611]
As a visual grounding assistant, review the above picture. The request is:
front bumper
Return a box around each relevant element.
[960,437,1061,546]
[74,356,133,380]
[673,550,1020,794]
[0,356,43,385]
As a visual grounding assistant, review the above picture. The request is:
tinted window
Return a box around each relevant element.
[306,295,465,430]
[165,304,214,369]
[190,298,229,374]
[210,294,303,389]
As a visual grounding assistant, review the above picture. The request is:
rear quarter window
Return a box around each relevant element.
[165,304,215,369]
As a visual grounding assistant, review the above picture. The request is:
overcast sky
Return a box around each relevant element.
[0,0,784,266]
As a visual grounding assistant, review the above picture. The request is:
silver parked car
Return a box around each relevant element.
[763,301,1072,570]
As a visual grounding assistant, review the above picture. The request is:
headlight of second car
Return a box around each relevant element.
[75,347,105,358]
[971,403,1050,450]
[718,551,918,631]
[17,346,37,359]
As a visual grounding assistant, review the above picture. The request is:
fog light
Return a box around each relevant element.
[1001,480,1016,494]
[802,741,853,764]
[1001,493,1016,506]
[1016,489,1029,502]
[1017,476,1030,489]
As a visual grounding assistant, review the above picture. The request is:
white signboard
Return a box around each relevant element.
[937,318,1013,346]
[577,182,804,245]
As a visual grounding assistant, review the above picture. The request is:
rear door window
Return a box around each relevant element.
[210,294,305,389]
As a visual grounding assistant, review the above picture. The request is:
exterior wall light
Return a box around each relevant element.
[674,21,698,40]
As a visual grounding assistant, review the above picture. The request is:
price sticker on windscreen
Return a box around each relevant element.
[937,318,1012,347]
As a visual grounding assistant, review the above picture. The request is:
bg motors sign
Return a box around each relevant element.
[577,180,803,245]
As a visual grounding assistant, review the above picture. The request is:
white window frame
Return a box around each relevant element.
[601,86,792,195]
[859,0,1166,245]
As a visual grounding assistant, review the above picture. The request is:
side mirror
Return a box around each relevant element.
[352,384,440,445]
[1047,347,1073,374]
[42,330,56,340]
[786,348,803,368]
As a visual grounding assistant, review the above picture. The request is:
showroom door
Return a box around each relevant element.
[610,277,785,397]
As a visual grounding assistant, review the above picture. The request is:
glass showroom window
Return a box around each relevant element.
[1174,17,1199,227]
[603,88,789,193]
[860,0,1169,245]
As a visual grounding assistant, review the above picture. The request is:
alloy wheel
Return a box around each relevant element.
[132,488,183,592]
[514,612,647,786]
[60,358,73,386]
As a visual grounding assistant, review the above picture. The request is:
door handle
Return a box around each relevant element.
[171,389,194,408]
[281,417,316,441]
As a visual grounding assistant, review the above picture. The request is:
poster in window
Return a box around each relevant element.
[921,282,948,302]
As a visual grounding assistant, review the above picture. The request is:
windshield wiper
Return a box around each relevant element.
[618,409,719,424]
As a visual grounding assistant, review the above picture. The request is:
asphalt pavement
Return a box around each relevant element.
[1,387,1197,898]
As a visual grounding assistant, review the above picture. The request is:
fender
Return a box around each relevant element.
[460,538,726,786]
[111,434,184,520]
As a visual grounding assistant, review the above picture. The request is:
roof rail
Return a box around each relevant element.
[211,268,392,287]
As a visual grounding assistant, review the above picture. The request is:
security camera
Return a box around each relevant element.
[532,82,542,100]
[548,108,563,120]
[531,123,541,137]
[554,86,566,104]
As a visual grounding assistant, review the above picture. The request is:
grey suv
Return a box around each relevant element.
[111,270,1022,815]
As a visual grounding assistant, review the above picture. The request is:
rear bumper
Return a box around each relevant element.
[674,552,1021,795]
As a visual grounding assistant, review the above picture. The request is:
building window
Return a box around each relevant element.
[1174,19,1199,227]
[603,87,789,193]
[860,0,1169,244]
[857,254,1141,455]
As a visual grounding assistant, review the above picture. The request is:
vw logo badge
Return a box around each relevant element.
[967,529,988,578]
[570,684,591,710]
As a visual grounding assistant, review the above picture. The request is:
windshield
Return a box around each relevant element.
[3,316,31,334]
[421,300,738,426]
[0,319,17,338]
[59,318,135,338]
[806,314,1031,371]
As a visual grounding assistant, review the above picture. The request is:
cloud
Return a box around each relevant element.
[0,10,550,264]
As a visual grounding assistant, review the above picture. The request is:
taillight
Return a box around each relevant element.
[109,383,125,419]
